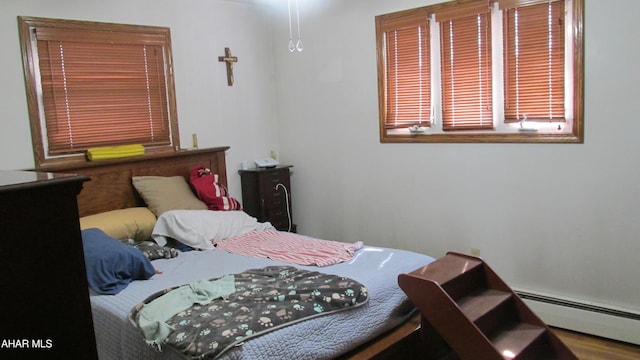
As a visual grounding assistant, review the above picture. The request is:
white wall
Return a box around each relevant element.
[271,0,640,321]
[0,0,280,195]
[2,0,638,341]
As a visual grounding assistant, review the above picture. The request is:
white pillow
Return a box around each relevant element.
[152,210,274,250]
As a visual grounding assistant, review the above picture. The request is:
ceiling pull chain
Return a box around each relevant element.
[295,0,303,52]
[287,0,295,52]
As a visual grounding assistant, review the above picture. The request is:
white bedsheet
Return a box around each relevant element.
[90,244,434,359]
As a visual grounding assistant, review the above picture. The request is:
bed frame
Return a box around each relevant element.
[43,146,421,359]
[44,147,229,217]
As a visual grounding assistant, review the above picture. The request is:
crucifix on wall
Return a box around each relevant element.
[218,47,238,86]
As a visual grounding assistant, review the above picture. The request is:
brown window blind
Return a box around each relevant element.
[439,2,493,131]
[378,11,431,129]
[502,0,565,122]
[34,27,172,155]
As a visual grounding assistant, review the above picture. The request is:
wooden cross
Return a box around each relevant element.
[218,47,238,86]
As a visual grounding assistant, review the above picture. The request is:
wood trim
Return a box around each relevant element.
[40,146,229,217]
[18,16,181,168]
[337,313,422,359]
[376,0,584,143]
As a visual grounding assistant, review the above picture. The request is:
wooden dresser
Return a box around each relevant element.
[0,170,97,359]
[238,165,296,232]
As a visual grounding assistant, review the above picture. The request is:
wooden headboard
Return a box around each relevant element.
[43,147,229,217]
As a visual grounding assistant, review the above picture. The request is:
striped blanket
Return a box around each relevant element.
[214,230,363,267]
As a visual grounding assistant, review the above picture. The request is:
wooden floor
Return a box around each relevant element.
[339,312,640,360]
[552,328,640,360]
[343,325,640,360]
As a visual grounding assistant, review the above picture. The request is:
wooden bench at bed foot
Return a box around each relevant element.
[398,252,578,360]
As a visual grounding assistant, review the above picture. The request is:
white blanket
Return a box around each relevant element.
[152,210,274,249]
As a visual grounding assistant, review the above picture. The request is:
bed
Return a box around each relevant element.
[48,146,434,359]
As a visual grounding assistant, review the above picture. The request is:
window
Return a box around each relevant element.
[439,2,493,131]
[502,0,566,123]
[375,0,584,143]
[378,10,432,130]
[18,17,180,169]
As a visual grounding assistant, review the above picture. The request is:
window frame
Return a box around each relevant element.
[375,0,584,143]
[18,16,181,170]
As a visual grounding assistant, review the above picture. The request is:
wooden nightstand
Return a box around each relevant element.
[239,165,296,232]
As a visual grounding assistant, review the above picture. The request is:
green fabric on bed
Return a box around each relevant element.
[137,275,236,346]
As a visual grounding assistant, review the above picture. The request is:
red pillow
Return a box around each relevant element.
[189,166,242,211]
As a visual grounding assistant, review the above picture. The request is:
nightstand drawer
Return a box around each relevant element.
[263,188,287,204]
[239,165,296,232]
[264,171,287,184]
[267,208,286,220]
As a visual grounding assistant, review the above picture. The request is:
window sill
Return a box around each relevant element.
[380,131,583,144]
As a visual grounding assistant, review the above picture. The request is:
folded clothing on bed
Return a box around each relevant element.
[86,144,145,161]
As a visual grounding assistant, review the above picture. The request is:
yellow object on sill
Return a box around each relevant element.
[86,144,145,161]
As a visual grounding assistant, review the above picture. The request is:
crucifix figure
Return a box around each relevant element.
[218,47,238,86]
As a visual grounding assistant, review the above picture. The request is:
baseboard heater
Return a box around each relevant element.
[514,289,640,345]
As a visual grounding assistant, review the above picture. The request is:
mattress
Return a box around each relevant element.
[90,244,434,359]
